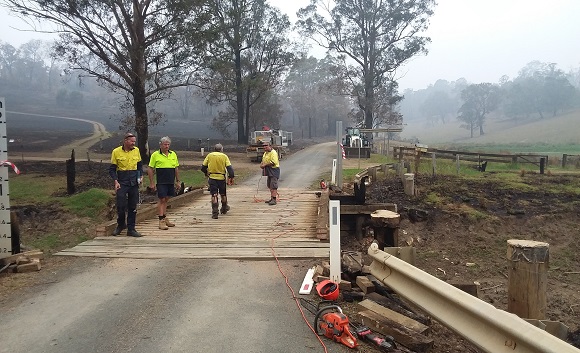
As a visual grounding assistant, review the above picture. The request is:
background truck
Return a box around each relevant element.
[246,130,292,162]
[342,127,371,158]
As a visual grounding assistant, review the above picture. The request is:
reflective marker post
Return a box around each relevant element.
[0,97,12,258]
[329,200,341,283]
[331,159,337,185]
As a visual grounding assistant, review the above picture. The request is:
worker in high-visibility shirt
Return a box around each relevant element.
[201,143,234,219]
[148,136,180,230]
[260,141,280,205]
[109,132,143,237]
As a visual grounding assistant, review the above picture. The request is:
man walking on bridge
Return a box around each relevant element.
[201,143,234,219]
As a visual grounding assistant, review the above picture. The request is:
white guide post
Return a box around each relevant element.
[331,158,337,185]
[329,200,341,283]
[0,97,12,258]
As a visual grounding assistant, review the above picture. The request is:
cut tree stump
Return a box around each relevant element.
[506,239,549,319]
[369,210,400,249]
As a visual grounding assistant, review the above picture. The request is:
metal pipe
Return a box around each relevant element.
[367,243,580,353]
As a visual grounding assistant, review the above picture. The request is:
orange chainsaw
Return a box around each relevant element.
[314,305,358,349]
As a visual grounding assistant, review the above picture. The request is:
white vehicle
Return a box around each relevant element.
[246,129,292,162]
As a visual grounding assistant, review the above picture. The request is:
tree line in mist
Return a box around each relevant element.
[1,0,577,154]
[400,61,580,138]
[0,0,435,160]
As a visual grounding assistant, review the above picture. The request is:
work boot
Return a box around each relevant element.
[220,203,230,214]
[267,198,277,206]
[212,202,219,219]
[164,217,175,227]
[127,229,142,237]
[159,219,169,230]
[112,225,125,236]
[264,198,272,203]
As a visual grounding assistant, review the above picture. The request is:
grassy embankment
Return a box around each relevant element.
[8,166,255,252]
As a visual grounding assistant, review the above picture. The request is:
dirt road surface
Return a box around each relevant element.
[1,142,356,353]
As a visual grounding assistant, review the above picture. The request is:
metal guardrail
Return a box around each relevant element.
[367,243,580,353]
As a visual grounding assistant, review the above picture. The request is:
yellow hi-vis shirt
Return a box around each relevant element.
[111,146,141,171]
[262,149,279,168]
[202,152,232,180]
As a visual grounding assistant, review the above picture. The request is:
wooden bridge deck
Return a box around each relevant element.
[56,186,329,260]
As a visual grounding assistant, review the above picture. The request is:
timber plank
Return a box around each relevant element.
[72,240,328,248]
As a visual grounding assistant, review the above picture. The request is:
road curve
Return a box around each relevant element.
[7,110,111,158]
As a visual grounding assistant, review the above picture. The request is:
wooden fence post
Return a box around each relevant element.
[414,151,420,174]
[398,146,404,163]
[540,157,545,174]
[562,154,567,168]
[66,149,76,195]
[403,173,415,196]
[456,154,460,175]
[431,152,436,176]
[368,166,377,182]
[507,239,548,319]
[86,151,92,171]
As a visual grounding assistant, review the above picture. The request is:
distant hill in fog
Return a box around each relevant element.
[400,109,580,146]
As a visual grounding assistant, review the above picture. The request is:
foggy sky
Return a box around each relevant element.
[2,0,579,91]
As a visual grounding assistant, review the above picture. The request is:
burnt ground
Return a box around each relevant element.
[339,172,580,352]
[3,138,580,352]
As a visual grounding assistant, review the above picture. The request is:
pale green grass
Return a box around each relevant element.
[61,188,111,219]
[9,175,65,205]
[401,108,580,146]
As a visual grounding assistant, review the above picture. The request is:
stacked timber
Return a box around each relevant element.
[0,250,44,273]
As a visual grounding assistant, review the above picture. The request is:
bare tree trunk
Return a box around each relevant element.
[235,50,245,144]
[134,85,149,162]
[131,5,149,162]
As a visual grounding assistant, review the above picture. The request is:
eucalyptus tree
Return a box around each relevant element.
[200,0,294,143]
[297,0,435,134]
[284,56,324,137]
[503,62,576,120]
[285,55,351,138]
[1,0,212,160]
[457,100,477,138]
[420,90,455,125]
[0,41,19,84]
[457,83,500,137]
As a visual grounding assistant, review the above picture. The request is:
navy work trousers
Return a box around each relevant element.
[116,183,139,230]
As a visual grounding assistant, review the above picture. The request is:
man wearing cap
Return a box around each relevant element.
[148,136,180,230]
[201,143,234,219]
[260,142,280,205]
[109,132,143,237]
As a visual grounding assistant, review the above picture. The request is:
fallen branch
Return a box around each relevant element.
[563,271,580,275]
